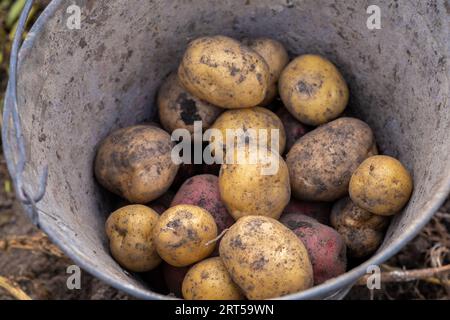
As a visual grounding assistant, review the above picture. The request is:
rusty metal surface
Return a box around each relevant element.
[3,0,450,299]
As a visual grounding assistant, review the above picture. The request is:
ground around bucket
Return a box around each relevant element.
[0,1,449,300]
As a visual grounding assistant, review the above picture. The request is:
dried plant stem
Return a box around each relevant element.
[356,264,450,285]
[205,228,229,246]
[0,275,31,300]
[0,233,66,259]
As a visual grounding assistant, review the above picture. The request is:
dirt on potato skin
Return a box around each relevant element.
[0,148,449,300]
[0,1,449,301]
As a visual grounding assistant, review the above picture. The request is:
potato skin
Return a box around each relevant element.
[243,38,289,106]
[105,205,161,272]
[157,72,222,134]
[349,155,413,216]
[331,197,389,258]
[279,54,349,125]
[286,117,374,202]
[282,199,331,225]
[178,35,270,109]
[220,216,313,299]
[95,125,179,204]
[280,214,346,284]
[219,147,291,220]
[210,106,286,155]
[171,174,234,234]
[153,205,218,267]
[276,106,310,153]
[182,257,244,300]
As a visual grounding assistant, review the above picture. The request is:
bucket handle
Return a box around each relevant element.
[2,0,48,224]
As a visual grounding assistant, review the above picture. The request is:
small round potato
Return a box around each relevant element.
[209,106,286,155]
[105,205,161,272]
[243,38,289,106]
[219,146,291,220]
[286,117,374,202]
[349,155,413,216]
[182,257,244,300]
[331,197,389,258]
[153,205,218,267]
[95,125,179,204]
[178,35,270,109]
[220,216,313,299]
[171,174,234,234]
[279,54,349,125]
[157,72,222,134]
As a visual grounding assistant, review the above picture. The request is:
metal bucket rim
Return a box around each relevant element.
[4,0,450,300]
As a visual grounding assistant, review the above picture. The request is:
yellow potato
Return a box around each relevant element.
[178,35,270,109]
[182,257,244,300]
[279,54,349,125]
[209,106,286,156]
[153,205,218,267]
[331,197,389,258]
[243,38,289,106]
[219,146,291,220]
[219,216,313,299]
[105,205,161,272]
[95,125,179,204]
[286,117,374,202]
[349,155,413,216]
[157,72,222,134]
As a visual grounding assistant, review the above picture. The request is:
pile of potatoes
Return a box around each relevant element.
[94,35,413,300]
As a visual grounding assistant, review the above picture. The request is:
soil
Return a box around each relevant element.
[0,0,449,301]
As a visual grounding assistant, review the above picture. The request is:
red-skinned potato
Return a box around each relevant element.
[280,214,346,284]
[282,198,331,225]
[171,174,234,234]
[276,106,310,153]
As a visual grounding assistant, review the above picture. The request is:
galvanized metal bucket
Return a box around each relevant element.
[3,0,450,299]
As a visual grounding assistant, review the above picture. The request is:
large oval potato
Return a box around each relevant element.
[219,146,291,220]
[105,205,161,272]
[95,125,179,203]
[153,205,217,267]
[178,35,270,109]
[286,117,374,202]
[349,155,413,216]
[243,38,289,106]
[331,197,389,258]
[157,72,222,134]
[182,257,244,300]
[279,54,349,125]
[209,106,286,156]
[220,216,313,299]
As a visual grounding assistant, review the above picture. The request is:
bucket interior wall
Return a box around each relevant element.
[10,0,449,299]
